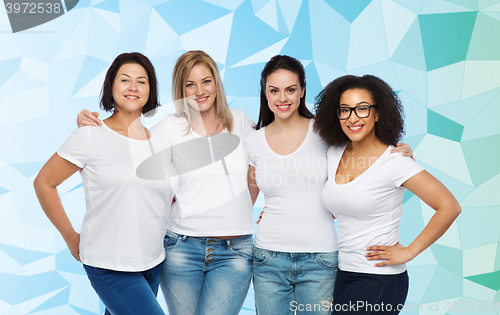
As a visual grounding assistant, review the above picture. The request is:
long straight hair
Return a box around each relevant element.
[256,55,314,129]
[172,50,233,134]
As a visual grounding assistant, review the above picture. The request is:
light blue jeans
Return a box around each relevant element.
[253,246,338,315]
[83,263,164,315]
[160,231,253,315]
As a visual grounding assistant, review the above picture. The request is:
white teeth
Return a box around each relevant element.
[197,97,208,101]
[349,126,362,130]
[277,105,290,109]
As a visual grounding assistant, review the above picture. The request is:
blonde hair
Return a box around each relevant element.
[172,50,233,134]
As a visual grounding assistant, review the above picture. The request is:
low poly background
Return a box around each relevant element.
[1,0,499,314]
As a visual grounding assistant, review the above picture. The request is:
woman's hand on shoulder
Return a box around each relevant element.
[77,109,101,127]
[391,142,413,158]
[365,243,415,267]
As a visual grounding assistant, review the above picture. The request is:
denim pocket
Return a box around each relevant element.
[163,231,180,253]
[229,238,253,263]
[315,251,338,271]
[252,246,272,267]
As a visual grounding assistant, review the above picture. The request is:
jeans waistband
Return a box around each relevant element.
[167,231,253,246]
[254,246,338,259]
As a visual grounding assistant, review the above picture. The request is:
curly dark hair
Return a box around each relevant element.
[313,74,405,146]
[256,55,314,129]
[100,52,160,117]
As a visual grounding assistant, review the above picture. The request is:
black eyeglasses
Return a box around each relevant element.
[337,104,377,120]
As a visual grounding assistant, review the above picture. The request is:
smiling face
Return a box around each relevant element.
[265,69,305,121]
[339,88,379,143]
[184,64,217,114]
[112,63,150,114]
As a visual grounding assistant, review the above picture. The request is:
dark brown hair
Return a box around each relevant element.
[256,55,314,129]
[100,52,160,117]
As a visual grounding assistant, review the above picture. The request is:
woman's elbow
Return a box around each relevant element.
[33,173,52,195]
[445,198,462,219]
[452,202,462,218]
[33,175,42,193]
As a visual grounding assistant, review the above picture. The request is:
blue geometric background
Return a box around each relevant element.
[1,0,499,314]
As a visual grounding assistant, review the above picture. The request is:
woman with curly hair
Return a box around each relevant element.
[247,58,412,314]
[314,75,461,314]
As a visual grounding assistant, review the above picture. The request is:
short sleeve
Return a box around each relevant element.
[150,117,170,139]
[245,132,256,167]
[57,127,91,168]
[389,153,425,187]
[242,112,256,139]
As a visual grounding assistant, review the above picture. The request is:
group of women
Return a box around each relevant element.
[34,50,461,315]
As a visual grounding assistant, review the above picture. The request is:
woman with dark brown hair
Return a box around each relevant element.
[35,52,174,315]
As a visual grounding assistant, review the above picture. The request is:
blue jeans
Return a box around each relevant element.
[332,269,409,315]
[83,263,164,315]
[253,246,338,315]
[160,231,253,315]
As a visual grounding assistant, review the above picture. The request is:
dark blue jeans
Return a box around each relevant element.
[332,269,409,315]
[84,263,164,315]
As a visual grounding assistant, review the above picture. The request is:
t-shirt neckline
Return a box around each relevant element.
[262,119,313,158]
[101,120,152,142]
[333,144,392,186]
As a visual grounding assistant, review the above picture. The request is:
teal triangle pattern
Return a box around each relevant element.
[465,270,500,290]
[461,134,500,187]
[431,243,463,276]
[325,0,373,22]
[421,266,463,302]
[419,11,477,71]
[427,109,464,142]
[467,12,500,60]
[457,206,500,249]
[391,18,427,71]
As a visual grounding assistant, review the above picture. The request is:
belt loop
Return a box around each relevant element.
[226,239,231,248]
[180,235,188,242]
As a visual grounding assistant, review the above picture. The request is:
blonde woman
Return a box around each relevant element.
[77,50,255,315]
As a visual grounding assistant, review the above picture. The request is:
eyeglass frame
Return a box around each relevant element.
[336,104,378,120]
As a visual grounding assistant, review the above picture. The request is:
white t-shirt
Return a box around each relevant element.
[57,122,177,272]
[246,120,339,253]
[322,144,424,274]
[151,109,255,236]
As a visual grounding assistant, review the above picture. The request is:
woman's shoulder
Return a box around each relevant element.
[327,143,348,156]
[161,114,187,125]
[245,125,263,142]
[229,108,245,117]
